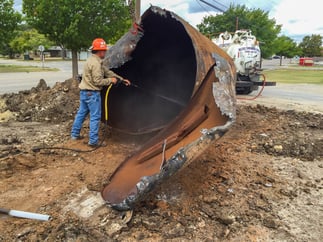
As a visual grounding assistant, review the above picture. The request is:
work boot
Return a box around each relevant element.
[87,141,107,148]
[71,135,84,140]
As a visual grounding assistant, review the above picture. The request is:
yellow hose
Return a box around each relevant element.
[104,84,113,122]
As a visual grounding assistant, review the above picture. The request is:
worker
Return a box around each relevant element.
[71,38,131,147]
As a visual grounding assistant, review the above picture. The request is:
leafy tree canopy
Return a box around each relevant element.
[197,4,281,58]
[10,28,54,54]
[23,0,132,50]
[273,35,302,58]
[298,34,322,57]
[23,0,132,77]
[0,0,22,55]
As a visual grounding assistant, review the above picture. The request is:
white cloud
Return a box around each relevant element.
[141,0,188,13]
[270,0,323,41]
[141,0,217,27]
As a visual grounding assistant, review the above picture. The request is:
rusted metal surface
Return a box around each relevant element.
[101,6,236,211]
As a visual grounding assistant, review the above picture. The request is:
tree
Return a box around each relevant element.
[298,34,322,57]
[272,35,302,65]
[197,4,281,58]
[0,0,22,57]
[10,28,54,56]
[23,0,132,78]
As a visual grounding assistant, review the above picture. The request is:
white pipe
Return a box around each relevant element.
[0,208,51,221]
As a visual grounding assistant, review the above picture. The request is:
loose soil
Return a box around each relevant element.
[0,79,322,241]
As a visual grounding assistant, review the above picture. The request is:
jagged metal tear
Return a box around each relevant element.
[212,53,237,119]
[101,6,236,211]
[116,122,233,210]
[104,24,143,69]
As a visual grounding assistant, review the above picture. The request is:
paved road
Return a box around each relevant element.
[242,58,323,113]
[238,83,323,113]
[0,58,84,94]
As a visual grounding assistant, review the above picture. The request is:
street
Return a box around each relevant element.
[238,82,323,113]
[238,58,323,113]
[0,58,83,94]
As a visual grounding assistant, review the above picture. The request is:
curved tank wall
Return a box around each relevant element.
[104,9,197,134]
[101,6,236,210]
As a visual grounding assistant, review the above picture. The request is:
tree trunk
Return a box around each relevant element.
[71,50,79,79]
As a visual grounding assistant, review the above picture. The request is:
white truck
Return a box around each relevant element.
[213,29,276,94]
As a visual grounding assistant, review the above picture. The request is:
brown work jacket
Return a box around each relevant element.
[79,54,124,91]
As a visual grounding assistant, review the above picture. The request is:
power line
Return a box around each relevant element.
[195,0,213,15]
[199,0,226,12]
[211,0,228,11]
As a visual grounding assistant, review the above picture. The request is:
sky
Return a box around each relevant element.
[140,0,322,43]
[13,0,322,43]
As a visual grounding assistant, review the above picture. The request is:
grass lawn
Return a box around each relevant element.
[0,64,59,73]
[263,68,323,85]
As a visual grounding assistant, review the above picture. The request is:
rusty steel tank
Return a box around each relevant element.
[101,6,236,211]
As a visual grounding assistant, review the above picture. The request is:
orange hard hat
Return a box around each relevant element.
[90,38,108,51]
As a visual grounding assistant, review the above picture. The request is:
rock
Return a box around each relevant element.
[106,222,126,237]
[263,217,279,229]
[273,145,283,153]
[217,213,235,225]
[163,223,186,238]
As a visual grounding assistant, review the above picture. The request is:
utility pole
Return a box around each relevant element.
[135,0,141,23]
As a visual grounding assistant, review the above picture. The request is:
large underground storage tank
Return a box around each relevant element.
[101,6,237,211]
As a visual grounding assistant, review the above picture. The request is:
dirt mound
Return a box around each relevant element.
[0,82,322,241]
[0,78,79,123]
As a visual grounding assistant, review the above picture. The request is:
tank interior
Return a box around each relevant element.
[103,10,197,134]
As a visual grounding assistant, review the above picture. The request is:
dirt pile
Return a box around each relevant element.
[0,80,322,241]
[0,78,79,123]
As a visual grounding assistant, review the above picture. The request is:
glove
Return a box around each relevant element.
[115,77,123,86]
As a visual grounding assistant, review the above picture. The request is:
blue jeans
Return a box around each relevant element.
[71,90,101,145]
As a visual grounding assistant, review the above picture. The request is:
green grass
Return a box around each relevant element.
[0,64,59,73]
[263,68,323,85]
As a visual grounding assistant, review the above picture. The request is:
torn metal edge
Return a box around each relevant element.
[212,52,237,121]
[105,120,233,211]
